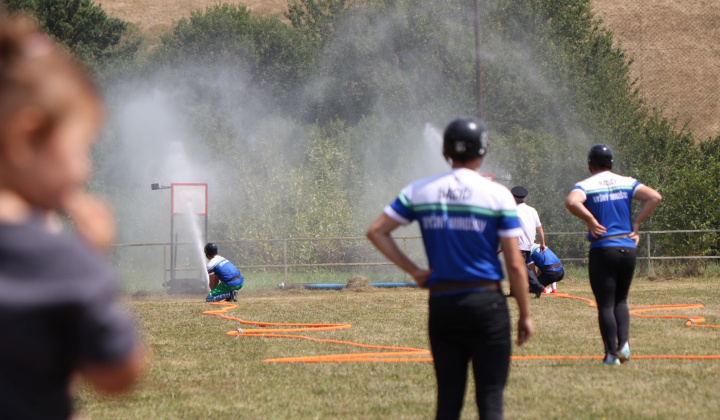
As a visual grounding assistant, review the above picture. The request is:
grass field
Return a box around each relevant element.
[76,275,720,419]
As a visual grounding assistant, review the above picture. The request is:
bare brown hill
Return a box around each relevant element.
[103,0,720,139]
[593,0,720,139]
[102,0,288,39]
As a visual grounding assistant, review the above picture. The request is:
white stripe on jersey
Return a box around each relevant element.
[401,168,516,209]
[573,171,641,199]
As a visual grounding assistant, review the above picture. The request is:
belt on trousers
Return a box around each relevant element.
[227,275,242,282]
[589,233,630,243]
[429,280,499,296]
[542,263,563,270]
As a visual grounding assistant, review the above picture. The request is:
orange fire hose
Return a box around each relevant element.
[203,292,720,363]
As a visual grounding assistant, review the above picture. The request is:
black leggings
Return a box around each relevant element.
[588,247,637,358]
[428,291,510,420]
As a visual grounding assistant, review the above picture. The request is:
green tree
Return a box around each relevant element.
[3,0,140,69]
[286,0,350,47]
[94,0,720,264]
[153,3,314,105]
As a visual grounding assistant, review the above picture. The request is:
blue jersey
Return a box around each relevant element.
[530,244,562,271]
[207,255,244,286]
[384,168,522,286]
[572,171,642,248]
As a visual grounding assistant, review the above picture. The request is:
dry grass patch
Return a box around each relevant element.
[593,0,720,139]
[102,0,290,45]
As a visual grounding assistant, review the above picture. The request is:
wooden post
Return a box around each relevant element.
[647,232,651,277]
[284,239,288,284]
[403,237,408,282]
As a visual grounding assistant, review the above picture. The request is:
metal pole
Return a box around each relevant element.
[170,215,175,282]
[205,215,209,244]
[173,232,179,282]
[647,232,651,277]
[474,0,483,119]
[283,239,288,284]
[163,243,167,285]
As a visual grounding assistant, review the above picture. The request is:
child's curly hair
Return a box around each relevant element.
[0,13,100,141]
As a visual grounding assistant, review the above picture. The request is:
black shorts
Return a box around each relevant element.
[537,268,564,287]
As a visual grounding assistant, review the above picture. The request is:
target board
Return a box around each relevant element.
[171,183,208,216]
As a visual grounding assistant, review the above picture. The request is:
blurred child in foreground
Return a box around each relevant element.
[0,13,145,420]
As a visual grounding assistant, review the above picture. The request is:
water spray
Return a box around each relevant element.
[151,182,209,294]
[182,205,210,288]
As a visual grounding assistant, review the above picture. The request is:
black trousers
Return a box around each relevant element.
[521,250,545,294]
[537,268,564,287]
[428,291,511,420]
[588,247,637,358]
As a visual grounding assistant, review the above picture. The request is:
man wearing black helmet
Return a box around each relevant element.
[204,242,244,303]
[367,117,533,420]
[565,144,661,365]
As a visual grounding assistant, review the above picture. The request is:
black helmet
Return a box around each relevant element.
[588,144,613,169]
[204,242,218,257]
[443,117,489,161]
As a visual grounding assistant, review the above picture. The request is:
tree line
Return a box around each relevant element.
[5,0,719,262]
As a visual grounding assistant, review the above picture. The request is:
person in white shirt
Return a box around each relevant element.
[511,186,546,258]
[510,186,546,297]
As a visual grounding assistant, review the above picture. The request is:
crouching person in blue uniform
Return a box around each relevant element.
[204,243,244,302]
[528,244,564,291]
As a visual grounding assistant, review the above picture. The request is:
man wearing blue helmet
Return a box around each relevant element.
[204,243,244,303]
[565,144,661,365]
[368,117,533,420]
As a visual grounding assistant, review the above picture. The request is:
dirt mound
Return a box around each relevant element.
[343,276,374,291]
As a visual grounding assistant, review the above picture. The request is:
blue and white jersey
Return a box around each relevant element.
[530,244,562,271]
[207,255,244,286]
[572,171,642,248]
[384,168,522,286]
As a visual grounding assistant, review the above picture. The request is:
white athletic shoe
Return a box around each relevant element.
[618,342,631,363]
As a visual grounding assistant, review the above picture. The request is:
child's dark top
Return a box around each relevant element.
[0,214,136,420]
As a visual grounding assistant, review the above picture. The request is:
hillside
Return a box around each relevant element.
[102,0,720,139]
[592,0,720,139]
[102,0,288,39]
